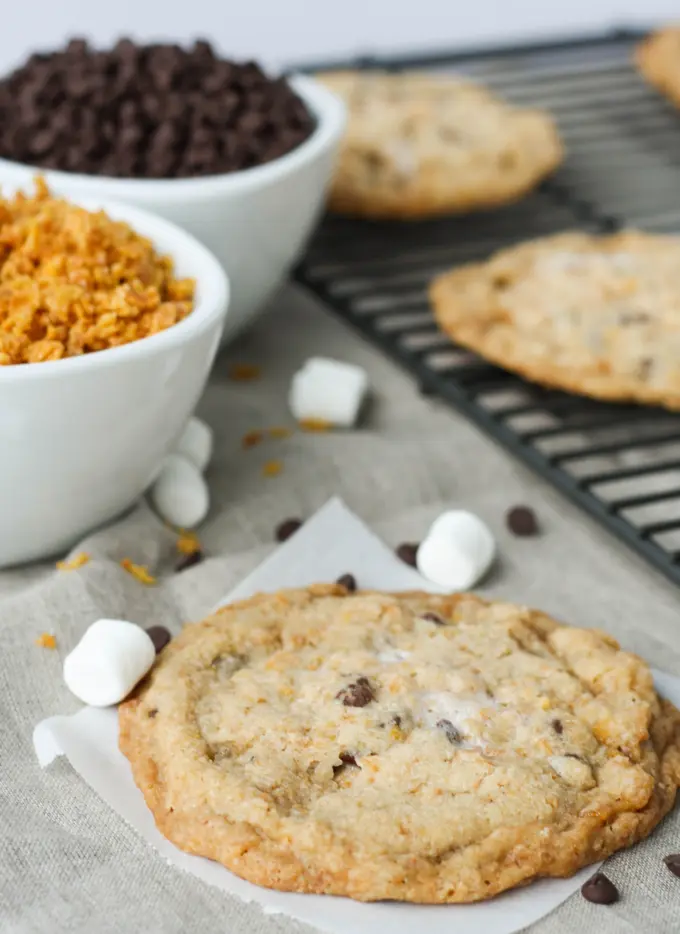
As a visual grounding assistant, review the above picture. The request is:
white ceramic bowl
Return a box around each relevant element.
[0,75,345,344]
[0,198,229,568]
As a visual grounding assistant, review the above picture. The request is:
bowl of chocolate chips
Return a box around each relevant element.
[0,38,345,342]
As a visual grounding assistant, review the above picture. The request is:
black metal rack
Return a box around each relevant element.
[293,28,680,588]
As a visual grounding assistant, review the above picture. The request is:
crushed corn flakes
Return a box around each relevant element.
[0,179,194,365]
[176,531,201,555]
[120,558,156,585]
[268,426,293,439]
[35,632,57,649]
[262,459,283,477]
[241,429,263,449]
[299,418,332,432]
[56,551,90,571]
[228,363,261,381]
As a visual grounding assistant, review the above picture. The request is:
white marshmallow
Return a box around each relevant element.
[151,454,209,529]
[289,357,369,427]
[63,619,156,707]
[173,417,213,472]
[416,510,495,590]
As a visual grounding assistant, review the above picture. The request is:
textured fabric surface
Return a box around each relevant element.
[2,285,680,933]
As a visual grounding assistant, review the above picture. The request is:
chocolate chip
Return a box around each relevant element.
[396,542,419,567]
[552,718,564,735]
[422,611,446,626]
[176,549,203,572]
[337,676,375,708]
[146,626,171,654]
[580,872,619,905]
[147,708,158,718]
[275,518,302,542]
[0,40,313,178]
[664,854,680,878]
[339,752,357,766]
[506,506,538,537]
[336,573,357,592]
[392,714,402,728]
[437,719,463,745]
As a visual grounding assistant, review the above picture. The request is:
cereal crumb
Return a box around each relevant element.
[0,180,194,366]
[268,426,293,439]
[262,460,283,477]
[229,363,261,381]
[121,558,156,585]
[56,552,90,571]
[299,418,332,432]
[35,633,57,649]
[176,531,201,555]
[241,429,264,450]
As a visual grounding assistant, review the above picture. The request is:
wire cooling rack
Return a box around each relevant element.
[293,29,680,587]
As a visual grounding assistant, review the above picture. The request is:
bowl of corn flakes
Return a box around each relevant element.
[0,182,229,567]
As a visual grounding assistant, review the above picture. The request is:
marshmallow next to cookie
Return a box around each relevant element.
[289,357,369,427]
[417,510,495,590]
[63,619,156,707]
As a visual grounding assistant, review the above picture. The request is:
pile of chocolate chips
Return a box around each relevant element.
[0,38,314,178]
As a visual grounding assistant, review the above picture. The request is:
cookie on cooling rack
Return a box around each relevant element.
[119,584,680,903]
[636,26,680,108]
[430,230,680,410]
[315,71,563,220]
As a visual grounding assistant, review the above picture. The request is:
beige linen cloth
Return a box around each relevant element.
[2,286,680,934]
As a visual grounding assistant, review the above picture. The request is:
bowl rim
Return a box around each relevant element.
[0,75,346,201]
[0,197,230,382]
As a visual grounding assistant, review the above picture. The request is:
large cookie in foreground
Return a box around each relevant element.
[315,71,563,219]
[430,231,680,410]
[636,26,680,108]
[119,585,680,902]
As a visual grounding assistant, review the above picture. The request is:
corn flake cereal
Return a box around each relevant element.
[0,180,194,365]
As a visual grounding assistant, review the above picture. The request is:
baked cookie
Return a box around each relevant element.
[431,231,680,410]
[315,71,563,219]
[119,585,680,902]
[636,26,680,108]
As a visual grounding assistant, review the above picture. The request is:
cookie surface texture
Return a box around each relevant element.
[119,585,680,902]
[636,27,680,108]
[316,71,563,219]
[430,230,680,409]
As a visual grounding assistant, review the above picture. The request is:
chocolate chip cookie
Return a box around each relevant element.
[636,26,680,109]
[119,585,680,902]
[316,71,563,219]
[431,231,680,409]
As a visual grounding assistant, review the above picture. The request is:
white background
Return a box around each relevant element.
[0,1,677,70]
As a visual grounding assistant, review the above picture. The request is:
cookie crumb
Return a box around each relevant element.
[176,531,201,555]
[56,552,90,571]
[120,558,156,585]
[35,632,57,649]
[241,429,263,449]
[268,426,293,439]
[229,363,261,382]
[262,460,283,477]
[299,418,332,433]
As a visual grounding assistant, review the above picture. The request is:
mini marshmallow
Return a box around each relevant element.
[416,510,495,590]
[289,357,369,427]
[151,454,209,529]
[63,619,156,707]
[173,416,213,472]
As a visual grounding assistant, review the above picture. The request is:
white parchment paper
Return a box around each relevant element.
[33,498,680,934]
